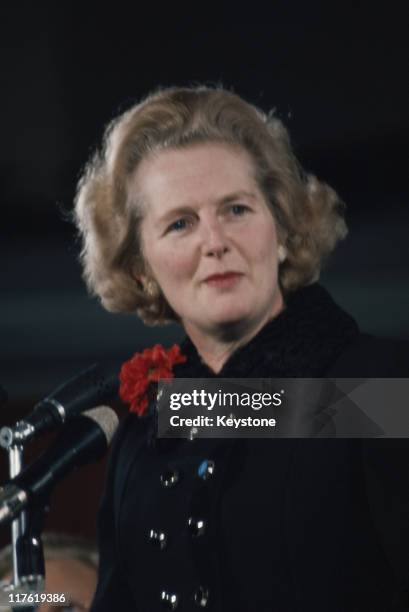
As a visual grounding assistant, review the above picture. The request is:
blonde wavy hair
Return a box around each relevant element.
[74,85,347,325]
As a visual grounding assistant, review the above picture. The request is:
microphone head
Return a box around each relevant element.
[38,365,119,421]
[82,406,119,445]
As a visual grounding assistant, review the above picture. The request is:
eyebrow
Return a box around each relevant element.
[157,190,258,226]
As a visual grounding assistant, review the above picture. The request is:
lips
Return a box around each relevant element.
[203,272,244,289]
[204,272,243,282]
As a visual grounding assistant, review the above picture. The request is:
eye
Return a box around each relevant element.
[168,218,187,232]
[229,204,250,216]
[166,215,196,234]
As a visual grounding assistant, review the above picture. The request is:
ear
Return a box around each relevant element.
[131,258,159,295]
[132,271,160,297]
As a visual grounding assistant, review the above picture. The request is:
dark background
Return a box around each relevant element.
[0,2,408,543]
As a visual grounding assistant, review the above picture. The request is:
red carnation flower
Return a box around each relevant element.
[119,344,187,416]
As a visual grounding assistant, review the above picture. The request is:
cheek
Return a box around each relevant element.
[251,227,279,266]
[148,244,195,285]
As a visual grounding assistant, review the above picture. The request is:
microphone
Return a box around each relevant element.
[0,406,119,526]
[0,365,119,447]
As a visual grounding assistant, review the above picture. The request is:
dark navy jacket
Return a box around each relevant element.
[91,286,409,611]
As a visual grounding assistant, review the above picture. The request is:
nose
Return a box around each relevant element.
[201,217,230,259]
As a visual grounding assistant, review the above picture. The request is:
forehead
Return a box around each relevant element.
[132,143,259,212]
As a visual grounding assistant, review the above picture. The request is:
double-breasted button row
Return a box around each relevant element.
[158,460,214,608]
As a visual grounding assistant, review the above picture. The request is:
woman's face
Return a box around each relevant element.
[135,143,283,337]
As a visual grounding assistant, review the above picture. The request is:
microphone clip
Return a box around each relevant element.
[0,421,36,449]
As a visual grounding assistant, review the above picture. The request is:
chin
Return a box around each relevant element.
[210,308,250,324]
[207,311,255,340]
[207,299,251,320]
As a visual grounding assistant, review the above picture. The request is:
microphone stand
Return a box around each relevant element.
[0,425,45,612]
[0,367,118,608]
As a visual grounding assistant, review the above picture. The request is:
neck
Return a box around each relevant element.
[184,296,285,374]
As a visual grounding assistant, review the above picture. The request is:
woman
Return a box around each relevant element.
[74,87,409,611]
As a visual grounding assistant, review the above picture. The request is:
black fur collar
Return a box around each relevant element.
[173,284,359,378]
